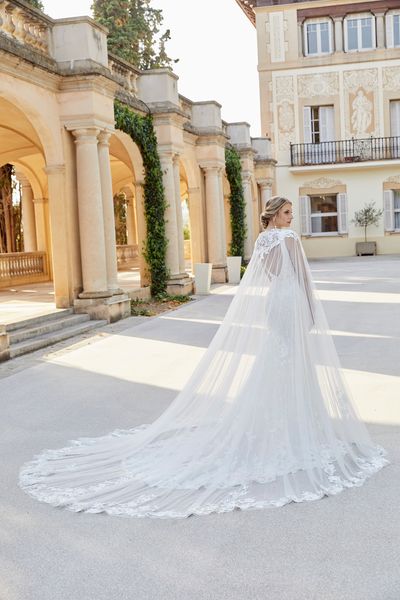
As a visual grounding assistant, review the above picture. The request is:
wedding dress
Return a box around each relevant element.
[19,227,389,518]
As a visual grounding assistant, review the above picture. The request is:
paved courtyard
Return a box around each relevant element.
[1,255,399,600]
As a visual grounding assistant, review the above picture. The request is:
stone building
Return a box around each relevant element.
[237,0,400,257]
[0,0,275,319]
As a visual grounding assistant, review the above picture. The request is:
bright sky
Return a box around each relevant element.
[42,0,261,136]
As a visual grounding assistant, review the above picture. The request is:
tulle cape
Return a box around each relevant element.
[19,228,388,518]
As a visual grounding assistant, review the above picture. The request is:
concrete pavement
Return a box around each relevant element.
[0,254,399,600]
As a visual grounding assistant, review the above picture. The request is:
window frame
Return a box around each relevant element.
[394,190,400,231]
[344,13,376,52]
[303,18,333,56]
[386,11,400,48]
[309,194,339,236]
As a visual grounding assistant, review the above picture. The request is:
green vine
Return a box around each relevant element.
[225,146,246,258]
[114,100,169,297]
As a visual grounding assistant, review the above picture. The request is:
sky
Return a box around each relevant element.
[42,0,261,136]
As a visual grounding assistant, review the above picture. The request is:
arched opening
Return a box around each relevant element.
[0,98,52,297]
[109,130,148,291]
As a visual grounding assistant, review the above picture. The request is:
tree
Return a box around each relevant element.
[352,201,383,242]
[92,0,177,69]
[24,0,45,10]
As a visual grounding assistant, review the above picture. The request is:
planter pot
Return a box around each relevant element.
[356,241,377,256]
[194,263,212,295]
[227,256,242,284]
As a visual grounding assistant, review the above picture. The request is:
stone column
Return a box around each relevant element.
[259,181,272,207]
[159,152,180,276]
[72,128,111,298]
[98,130,121,294]
[32,198,48,253]
[17,174,37,252]
[44,164,72,307]
[374,11,386,49]
[333,17,343,52]
[173,155,186,274]
[298,20,304,56]
[242,173,254,261]
[203,166,226,282]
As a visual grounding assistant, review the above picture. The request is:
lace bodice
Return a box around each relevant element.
[254,228,298,260]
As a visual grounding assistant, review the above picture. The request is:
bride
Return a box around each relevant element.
[19,196,389,518]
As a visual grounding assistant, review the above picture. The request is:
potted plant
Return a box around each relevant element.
[352,202,383,256]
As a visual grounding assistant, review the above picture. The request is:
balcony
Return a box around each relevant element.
[290,136,400,167]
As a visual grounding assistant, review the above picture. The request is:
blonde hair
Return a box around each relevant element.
[260,196,292,229]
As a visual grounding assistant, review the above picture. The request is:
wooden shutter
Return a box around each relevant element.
[320,106,335,142]
[337,193,348,234]
[299,195,311,235]
[386,13,394,48]
[384,190,395,231]
[390,101,400,136]
[303,107,312,143]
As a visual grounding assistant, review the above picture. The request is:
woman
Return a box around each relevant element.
[19,196,389,518]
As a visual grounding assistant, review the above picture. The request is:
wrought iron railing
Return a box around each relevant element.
[290,136,400,166]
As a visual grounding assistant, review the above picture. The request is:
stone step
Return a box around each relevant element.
[9,319,107,359]
[5,308,74,333]
[8,314,91,344]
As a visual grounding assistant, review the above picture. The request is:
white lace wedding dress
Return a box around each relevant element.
[19,228,389,518]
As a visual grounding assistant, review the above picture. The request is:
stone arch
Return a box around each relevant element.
[179,154,207,265]
[110,130,147,286]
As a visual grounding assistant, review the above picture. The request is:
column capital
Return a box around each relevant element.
[33,197,49,205]
[98,130,113,146]
[332,15,343,22]
[257,177,273,188]
[71,128,100,144]
[200,162,224,173]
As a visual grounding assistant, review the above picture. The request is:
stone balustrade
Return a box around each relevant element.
[0,251,48,286]
[109,53,139,95]
[116,244,139,269]
[0,0,51,56]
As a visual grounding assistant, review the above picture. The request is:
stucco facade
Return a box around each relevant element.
[237,0,400,257]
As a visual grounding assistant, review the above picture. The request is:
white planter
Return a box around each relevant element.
[194,263,212,294]
[227,256,242,284]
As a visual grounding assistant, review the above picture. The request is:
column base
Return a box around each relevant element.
[74,293,131,323]
[166,273,194,296]
[211,265,227,284]
[79,290,113,299]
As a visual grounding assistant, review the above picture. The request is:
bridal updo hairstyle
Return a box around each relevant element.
[260,196,292,229]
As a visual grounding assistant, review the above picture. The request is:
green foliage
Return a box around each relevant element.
[225,146,246,258]
[352,201,383,242]
[183,224,190,240]
[113,192,128,245]
[114,100,168,296]
[92,0,177,69]
[24,0,44,10]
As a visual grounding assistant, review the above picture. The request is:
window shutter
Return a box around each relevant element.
[299,195,311,235]
[390,100,400,136]
[386,14,394,48]
[328,18,333,53]
[320,106,335,142]
[303,107,312,143]
[337,193,348,234]
[384,190,395,231]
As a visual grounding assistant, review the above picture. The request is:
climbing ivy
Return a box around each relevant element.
[114,100,169,297]
[225,146,246,258]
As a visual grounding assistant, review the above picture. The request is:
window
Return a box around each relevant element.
[386,12,400,47]
[303,106,336,163]
[395,191,400,230]
[384,190,400,231]
[390,100,400,158]
[299,193,348,235]
[344,15,375,51]
[304,106,335,143]
[304,20,332,55]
